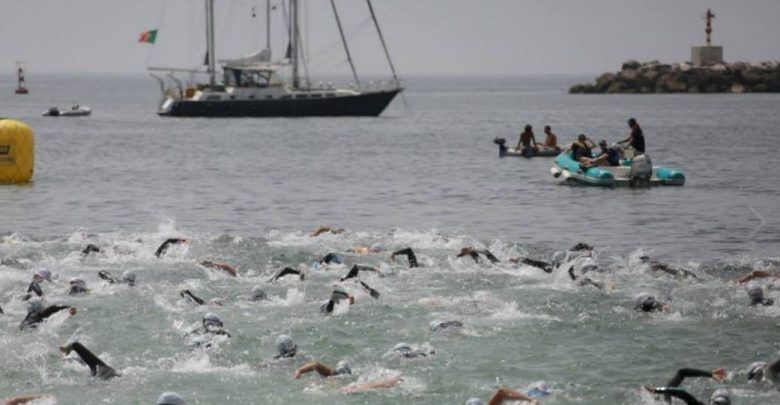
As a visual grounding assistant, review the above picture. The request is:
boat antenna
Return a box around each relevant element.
[266,0,271,55]
[205,0,217,87]
[290,0,300,88]
[366,0,399,87]
[330,0,360,87]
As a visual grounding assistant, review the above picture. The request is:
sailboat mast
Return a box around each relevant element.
[266,0,271,55]
[290,0,300,88]
[366,0,400,87]
[330,0,360,87]
[206,0,217,86]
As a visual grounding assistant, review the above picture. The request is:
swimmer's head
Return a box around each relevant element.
[26,297,43,313]
[465,398,486,405]
[634,292,659,312]
[250,286,268,301]
[747,361,767,381]
[120,271,136,286]
[370,242,384,252]
[709,388,730,405]
[457,247,472,257]
[747,285,764,304]
[392,342,413,355]
[526,381,551,397]
[639,255,651,263]
[34,268,52,282]
[334,360,352,376]
[524,124,532,131]
[202,312,223,330]
[157,392,186,405]
[276,335,297,358]
[69,278,86,288]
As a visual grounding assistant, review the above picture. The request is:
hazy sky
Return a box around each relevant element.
[2,0,779,76]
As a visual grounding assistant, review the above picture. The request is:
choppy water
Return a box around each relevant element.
[1,74,779,404]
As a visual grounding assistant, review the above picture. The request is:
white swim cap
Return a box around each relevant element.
[157,392,186,405]
[120,271,136,285]
[748,361,767,381]
[334,360,352,376]
[250,286,267,301]
[276,335,296,357]
[35,268,52,281]
[202,312,222,328]
[370,242,384,252]
[393,342,412,354]
[710,388,730,405]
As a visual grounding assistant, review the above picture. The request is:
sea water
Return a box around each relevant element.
[1,74,779,404]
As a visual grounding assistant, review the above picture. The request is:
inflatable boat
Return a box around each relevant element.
[493,138,560,158]
[550,151,685,187]
[43,105,91,117]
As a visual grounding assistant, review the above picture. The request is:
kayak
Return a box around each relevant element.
[43,105,92,117]
[550,151,685,187]
[494,138,560,158]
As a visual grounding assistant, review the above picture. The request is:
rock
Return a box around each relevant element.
[666,80,687,92]
[730,83,746,93]
[622,60,641,70]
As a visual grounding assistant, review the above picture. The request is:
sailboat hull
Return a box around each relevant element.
[160,88,402,118]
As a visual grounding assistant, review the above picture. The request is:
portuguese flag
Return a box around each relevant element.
[138,29,158,44]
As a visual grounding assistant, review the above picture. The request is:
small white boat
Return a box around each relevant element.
[43,105,92,117]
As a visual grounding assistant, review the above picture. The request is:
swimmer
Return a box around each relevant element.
[157,392,186,405]
[321,288,355,314]
[391,247,419,268]
[317,253,343,266]
[457,247,500,264]
[634,292,667,312]
[736,270,780,284]
[81,244,101,257]
[269,267,305,282]
[19,298,76,330]
[23,269,53,300]
[640,256,697,279]
[59,341,120,380]
[384,342,435,359]
[466,386,540,405]
[311,226,345,237]
[1,257,30,269]
[430,320,463,332]
[348,242,384,255]
[275,335,297,359]
[567,267,609,290]
[3,395,56,405]
[294,360,352,379]
[154,238,188,258]
[249,286,270,301]
[644,386,730,405]
[198,313,231,337]
[97,270,136,286]
[199,260,238,277]
[746,358,780,383]
[340,264,379,281]
[68,278,89,295]
[339,374,403,394]
[180,290,206,305]
[747,285,774,306]
[508,256,554,273]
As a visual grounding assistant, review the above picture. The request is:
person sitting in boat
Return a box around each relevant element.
[617,118,646,155]
[514,125,538,154]
[584,140,621,167]
[542,125,560,151]
[570,134,596,164]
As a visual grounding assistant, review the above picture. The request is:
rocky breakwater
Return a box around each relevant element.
[570,60,780,94]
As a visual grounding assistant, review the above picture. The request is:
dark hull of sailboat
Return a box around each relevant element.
[160,88,402,117]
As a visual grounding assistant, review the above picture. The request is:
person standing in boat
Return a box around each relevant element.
[618,118,646,155]
[515,125,538,155]
[542,125,560,151]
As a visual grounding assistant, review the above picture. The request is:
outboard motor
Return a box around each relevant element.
[493,138,508,154]
[629,154,653,187]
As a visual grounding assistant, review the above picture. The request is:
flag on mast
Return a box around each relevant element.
[138,29,158,44]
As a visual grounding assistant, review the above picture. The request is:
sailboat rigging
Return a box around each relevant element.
[149,0,403,117]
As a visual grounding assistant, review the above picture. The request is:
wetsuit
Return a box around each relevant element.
[155,238,188,258]
[98,270,117,284]
[65,342,120,380]
[81,244,101,256]
[630,126,646,154]
[516,257,553,273]
[341,265,379,281]
[26,281,43,298]
[269,267,304,282]
[430,320,463,332]
[649,262,698,279]
[321,290,351,314]
[68,281,88,295]
[460,249,500,264]
[318,253,342,265]
[180,290,205,305]
[567,266,604,289]
[391,248,419,268]
[667,368,714,387]
[20,305,72,330]
[359,281,380,299]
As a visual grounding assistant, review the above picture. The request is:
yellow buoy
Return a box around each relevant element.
[0,119,35,183]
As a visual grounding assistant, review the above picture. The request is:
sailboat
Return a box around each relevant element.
[149,0,403,117]
[15,62,29,95]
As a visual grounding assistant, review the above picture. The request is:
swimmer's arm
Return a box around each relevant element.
[667,368,724,387]
[487,387,538,405]
[391,248,418,268]
[341,375,402,393]
[294,362,334,378]
[41,305,72,319]
[3,395,52,405]
[645,386,703,405]
[481,250,500,264]
[61,342,108,375]
[181,290,205,305]
[737,270,774,284]
[27,282,43,296]
[567,265,577,280]
[516,257,553,273]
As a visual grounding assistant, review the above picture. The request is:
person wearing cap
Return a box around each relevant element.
[644,386,730,405]
[19,298,76,330]
[347,242,384,255]
[457,247,500,264]
[514,124,539,155]
[97,270,136,286]
[465,386,540,405]
[67,278,89,295]
[634,293,667,313]
[639,256,698,279]
[643,366,726,404]
[293,359,352,379]
[430,320,463,332]
[198,313,231,337]
[275,335,297,359]
[618,118,646,154]
[747,285,774,306]
[59,341,120,380]
[746,358,780,383]
[320,288,355,314]
[23,269,53,300]
[154,238,189,258]
[391,247,419,268]
[570,134,597,164]
[384,342,435,359]
[249,286,270,302]
[81,244,101,257]
[157,392,185,405]
[199,260,237,277]
[542,125,560,151]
